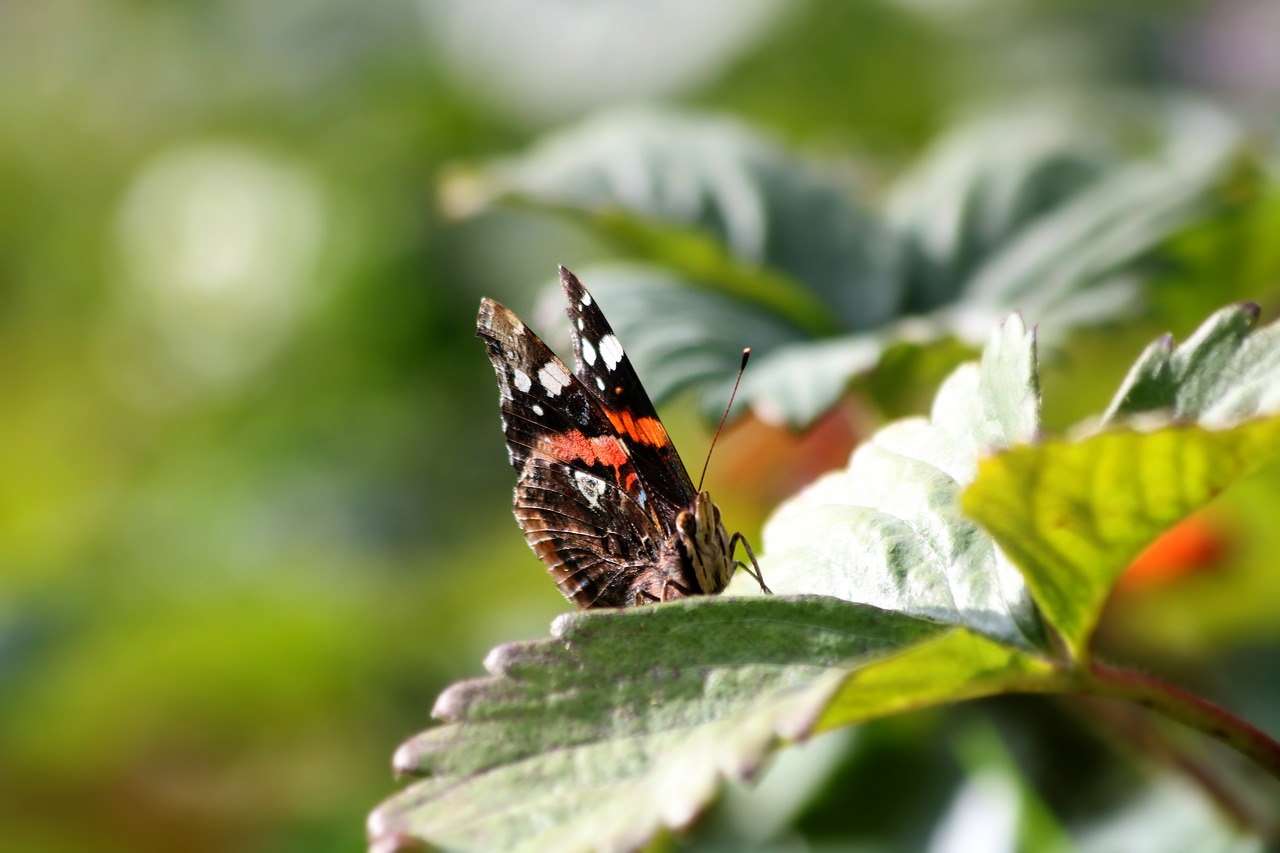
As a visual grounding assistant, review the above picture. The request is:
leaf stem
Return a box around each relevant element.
[1084,660,1280,783]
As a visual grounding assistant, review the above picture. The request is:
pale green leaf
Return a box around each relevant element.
[369,597,949,852]
[467,107,900,335]
[887,109,1111,313]
[762,315,1048,651]
[454,107,1246,428]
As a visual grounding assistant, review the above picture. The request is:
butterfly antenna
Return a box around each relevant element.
[697,348,751,492]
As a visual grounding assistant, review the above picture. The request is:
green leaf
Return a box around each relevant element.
[964,415,1280,664]
[457,107,899,336]
[814,628,1060,732]
[887,109,1112,313]
[959,149,1236,325]
[762,315,1048,651]
[964,305,1280,661]
[890,104,1246,335]
[459,106,1246,428]
[1104,303,1280,424]
[368,596,949,852]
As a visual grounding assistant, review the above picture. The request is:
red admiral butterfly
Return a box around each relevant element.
[477,267,771,608]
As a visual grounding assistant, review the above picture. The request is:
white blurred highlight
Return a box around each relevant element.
[420,0,789,123]
[928,769,1021,853]
[114,143,325,395]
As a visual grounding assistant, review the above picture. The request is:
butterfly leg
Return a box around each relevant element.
[729,532,772,594]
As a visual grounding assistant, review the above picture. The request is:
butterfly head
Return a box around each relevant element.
[674,490,734,595]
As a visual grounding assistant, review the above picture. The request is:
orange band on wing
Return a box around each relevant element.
[604,409,671,448]
[543,429,637,490]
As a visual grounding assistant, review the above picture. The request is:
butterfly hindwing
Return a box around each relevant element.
[514,456,674,607]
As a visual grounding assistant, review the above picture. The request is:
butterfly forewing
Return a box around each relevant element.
[478,293,674,601]
[477,297,638,485]
[558,267,699,525]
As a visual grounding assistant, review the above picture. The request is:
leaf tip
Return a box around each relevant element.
[431,677,481,721]
[1000,311,1031,337]
[550,610,585,639]
[482,635,552,676]
[391,737,428,778]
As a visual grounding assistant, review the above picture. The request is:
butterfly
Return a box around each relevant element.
[476,266,770,608]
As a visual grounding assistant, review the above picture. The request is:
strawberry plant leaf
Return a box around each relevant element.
[457,107,900,336]
[964,305,1280,661]
[368,597,950,852]
[1104,303,1280,424]
[447,107,1244,427]
[375,303,1280,852]
[762,314,1049,651]
[814,627,1061,732]
[886,109,1113,314]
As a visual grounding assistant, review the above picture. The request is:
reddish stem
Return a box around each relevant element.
[1086,659,1280,782]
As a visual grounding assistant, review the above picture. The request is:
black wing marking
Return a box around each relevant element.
[477,296,660,524]
[557,267,698,525]
[478,297,616,466]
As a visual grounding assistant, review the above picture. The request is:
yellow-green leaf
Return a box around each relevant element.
[963,417,1280,662]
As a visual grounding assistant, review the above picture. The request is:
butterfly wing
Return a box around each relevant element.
[515,456,681,607]
[557,267,699,527]
[478,295,688,605]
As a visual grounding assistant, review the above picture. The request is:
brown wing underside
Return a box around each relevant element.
[514,455,695,608]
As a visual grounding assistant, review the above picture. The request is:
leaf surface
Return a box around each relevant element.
[965,305,1280,659]
[763,315,1048,651]
[451,107,1241,426]
[369,597,948,852]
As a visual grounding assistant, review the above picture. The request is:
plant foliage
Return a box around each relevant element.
[444,107,1250,426]
[370,305,1280,851]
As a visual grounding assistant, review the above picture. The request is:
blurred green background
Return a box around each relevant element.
[3,1,1280,850]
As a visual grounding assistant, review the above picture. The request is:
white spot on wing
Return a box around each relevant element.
[580,292,592,307]
[599,334,624,371]
[538,360,571,396]
[595,376,606,391]
[577,318,584,330]
[574,470,606,510]
[512,367,532,393]
[531,403,544,416]
[581,338,597,366]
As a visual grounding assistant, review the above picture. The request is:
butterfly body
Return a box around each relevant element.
[476,267,764,608]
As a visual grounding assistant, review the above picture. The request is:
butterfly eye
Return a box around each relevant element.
[675,509,697,539]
